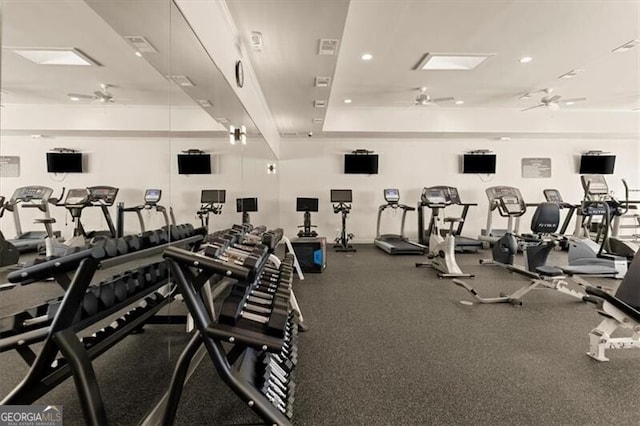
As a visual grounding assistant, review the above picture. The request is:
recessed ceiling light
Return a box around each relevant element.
[558,69,582,79]
[12,48,100,66]
[167,75,195,87]
[69,96,80,101]
[315,77,331,88]
[314,100,327,108]
[344,99,352,104]
[612,39,639,53]
[196,99,213,107]
[499,137,511,141]
[135,51,142,57]
[312,118,324,124]
[455,100,464,105]
[417,53,493,70]
[124,36,158,53]
[565,101,575,106]
[361,53,373,61]
[519,56,533,63]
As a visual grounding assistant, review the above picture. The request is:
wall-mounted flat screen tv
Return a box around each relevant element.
[579,155,615,175]
[46,152,84,173]
[177,154,212,175]
[344,154,379,174]
[462,154,496,174]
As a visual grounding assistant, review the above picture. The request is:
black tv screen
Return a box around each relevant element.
[201,189,226,204]
[296,197,319,212]
[579,155,615,175]
[177,154,211,175]
[344,154,378,174]
[236,197,258,212]
[46,152,83,173]
[463,154,496,174]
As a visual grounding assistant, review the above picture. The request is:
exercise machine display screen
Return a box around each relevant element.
[201,189,226,204]
[423,188,448,204]
[331,189,352,203]
[296,197,319,212]
[236,197,258,212]
[543,189,563,203]
[65,188,90,206]
[144,189,162,204]
[11,186,53,203]
[88,186,119,205]
[384,188,400,203]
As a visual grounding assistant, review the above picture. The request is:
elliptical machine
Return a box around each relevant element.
[415,187,473,278]
[331,189,355,252]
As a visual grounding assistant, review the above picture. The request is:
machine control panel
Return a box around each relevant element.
[581,174,609,196]
[10,186,53,203]
[201,189,226,204]
[543,189,563,203]
[144,189,162,205]
[384,188,400,204]
[87,186,119,206]
[422,187,450,205]
[64,188,90,206]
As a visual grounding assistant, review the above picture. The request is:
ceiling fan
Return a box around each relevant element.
[414,87,455,106]
[68,83,118,103]
[521,89,586,111]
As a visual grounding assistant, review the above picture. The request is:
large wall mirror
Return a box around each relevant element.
[0,0,278,420]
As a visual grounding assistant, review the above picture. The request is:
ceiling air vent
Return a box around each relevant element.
[314,100,327,108]
[315,77,331,88]
[124,36,158,53]
[318,39,339,55]
[167,75,195,87]
[282,132,297,136]
[312,118,324,124]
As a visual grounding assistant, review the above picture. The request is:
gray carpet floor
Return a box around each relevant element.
[1,245,638,425]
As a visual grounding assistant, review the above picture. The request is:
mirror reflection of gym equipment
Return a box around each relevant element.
[331,189,355,252]
[236,197,258,225]
[197,190,226,231]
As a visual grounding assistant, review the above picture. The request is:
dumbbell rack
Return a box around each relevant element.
[0,225,205,424]
[155,236,300,425]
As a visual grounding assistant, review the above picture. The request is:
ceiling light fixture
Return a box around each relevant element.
[135,51,142,57]
[417,53,493,70]
[315,77,331,88]
[344,99,352,104]
[314,100,327,108]
[69,96,80,101]
[318,39,339,55]
[124,36,158,53]
[12,48,100,66]
[519,56,533,63]
[612,39,639,53]
[361,53,373,61]
[565,101,575,106]
[250,31,264,51]
[229,125,247,145]
[558,69,582,79]
[167,75,195,87]
[499,137,511,141]
[196,99,213,107]
[455,100,464,105]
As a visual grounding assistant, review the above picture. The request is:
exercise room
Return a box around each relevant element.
[0,1,639,425]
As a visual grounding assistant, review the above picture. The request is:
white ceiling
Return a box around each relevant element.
[0,0,638,143]
[226,0,640,136]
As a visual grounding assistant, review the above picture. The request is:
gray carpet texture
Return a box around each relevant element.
[1,245,638,425]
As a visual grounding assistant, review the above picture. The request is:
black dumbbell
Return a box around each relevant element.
[113,279,128,303]
[102,239,119,258]
[144,264,158,285]
[116,238,128,256]
[81,291,99,318]
[93,283,116,309]
[124,235,141,252]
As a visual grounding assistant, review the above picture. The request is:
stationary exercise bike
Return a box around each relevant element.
[331,189,355,252]
[415,187,473,278]
[0,196,20,267]
[197,189,226,232]
[296,197,319,238]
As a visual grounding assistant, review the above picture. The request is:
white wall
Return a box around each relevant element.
[278,137,640,243]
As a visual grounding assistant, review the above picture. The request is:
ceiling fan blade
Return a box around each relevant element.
[548,103,560,111]
[67,93,95,100]
[432,97,455,103]
[560,97,587,104]
[548,95,562,103]
[521,104,544,112]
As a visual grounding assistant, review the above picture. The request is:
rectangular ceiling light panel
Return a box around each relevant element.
[315,77,331,87]
[12,48,100,66]
[418,53,493,70]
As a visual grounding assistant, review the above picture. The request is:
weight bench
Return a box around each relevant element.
[583,250,640,361]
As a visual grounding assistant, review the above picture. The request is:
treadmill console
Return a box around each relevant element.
[500,195,524,215]
[421,187,450,205]
[64,188,90,206]
[543,189,563,203]
[10,186,53,203]
[87,186,119,206]
[447,187,461,204]
[144,189,162,205]
[581,174,608,196]
[384,188,400,204]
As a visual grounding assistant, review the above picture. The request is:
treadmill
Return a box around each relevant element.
[417,186,482,253]
[116,189,176,236]
[374,188,425,255]
[4,186,57,253]
[85,186,119,239]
